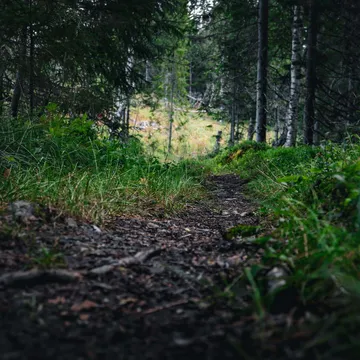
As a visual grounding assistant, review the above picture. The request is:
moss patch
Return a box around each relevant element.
[224,224,260,240]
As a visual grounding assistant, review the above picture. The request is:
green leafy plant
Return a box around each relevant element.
[31,247,66,269]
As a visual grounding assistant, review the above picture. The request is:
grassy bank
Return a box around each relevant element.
[0,109,207,222]
[207,140,360,355]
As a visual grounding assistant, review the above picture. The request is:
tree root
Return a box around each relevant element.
[0,269,82,288]
[89,247,162,275]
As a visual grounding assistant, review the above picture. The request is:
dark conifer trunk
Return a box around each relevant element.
[255,0,269,143]
[29,0,34,116]
[303,0,318,145]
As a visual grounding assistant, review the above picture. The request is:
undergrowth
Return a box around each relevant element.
[0,105,207,222]
[208,139,360,357]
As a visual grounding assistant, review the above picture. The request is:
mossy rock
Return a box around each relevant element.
[224,224,260,240]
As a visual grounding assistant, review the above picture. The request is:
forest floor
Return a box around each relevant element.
[0,174,317,360]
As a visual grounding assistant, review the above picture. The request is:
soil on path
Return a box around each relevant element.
[0,174,264,360]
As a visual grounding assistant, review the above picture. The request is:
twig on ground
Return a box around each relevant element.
[89,247,162,275]
[0,269,82,288]
[141,299,194,316]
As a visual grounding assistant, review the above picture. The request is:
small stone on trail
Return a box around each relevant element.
[65,218,78,228]
[8,200,37,223]
[147,222,160,229]
[92,225,102,234]
[266,266,289,293]
[173,333,194,347]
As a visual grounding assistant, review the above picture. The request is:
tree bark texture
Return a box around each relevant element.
[255,0,269,143]
[247,116,255,140]
[284,5,303,147]
[228,77,236,147]
[29,0,35,115]
[303,0,318,145]
[167,57,176,154]
[11,21,28,118]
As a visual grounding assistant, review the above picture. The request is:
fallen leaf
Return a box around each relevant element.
[48,297,66,305]
[119,297,137,306]
[71,300,98,312]
[79,313,90,321]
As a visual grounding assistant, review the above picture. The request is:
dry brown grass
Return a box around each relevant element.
[130,106,230,160]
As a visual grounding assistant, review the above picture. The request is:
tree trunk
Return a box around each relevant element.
[255,0,269,143]
[125,97,130,139]
[247,116,255,140]
[11,71,23,118]
[228,76,236,147]
[235,104,242,141]
[284,5,303,147]
[303,0,318,145]
[189,62,193,99]
[11,22,28,118]
[274,106,279,143]
[145,60,151,82]
[29,0,34,116]
[167,57,176,154]
[0,55,5,116]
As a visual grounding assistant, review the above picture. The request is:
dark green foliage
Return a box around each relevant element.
[0,0,188,117]
[208,139,360,350]
[31,247,66,269]
[215,140,270,165]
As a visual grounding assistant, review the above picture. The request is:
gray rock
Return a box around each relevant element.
[91,225,102,234]
[7,201,37,223]
[65,217,77,228]
[266,266,289,292]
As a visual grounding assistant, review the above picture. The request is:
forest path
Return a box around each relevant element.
[1,174,264,360]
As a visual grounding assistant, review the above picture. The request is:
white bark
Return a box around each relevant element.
[168,56,176,154]
[284,5,303,147]
[145,60,151,82]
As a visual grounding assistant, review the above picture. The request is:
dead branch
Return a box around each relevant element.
[89,247,162,275]
[0,269,82,288]
[141,299,192,316]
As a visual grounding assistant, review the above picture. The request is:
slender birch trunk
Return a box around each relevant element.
[255,0,269,143]
[145,60,151,82]
[284,5,303,147]
[229,75,236,147]
[189,62,193,100]
[167,56,176,154]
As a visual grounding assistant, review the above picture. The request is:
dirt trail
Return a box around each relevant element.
[0,174,264,360]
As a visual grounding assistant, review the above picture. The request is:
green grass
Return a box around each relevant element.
[0,109,207,222]
[130,104,230,160]
[30,247,66,269]
[205,139,360,356]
